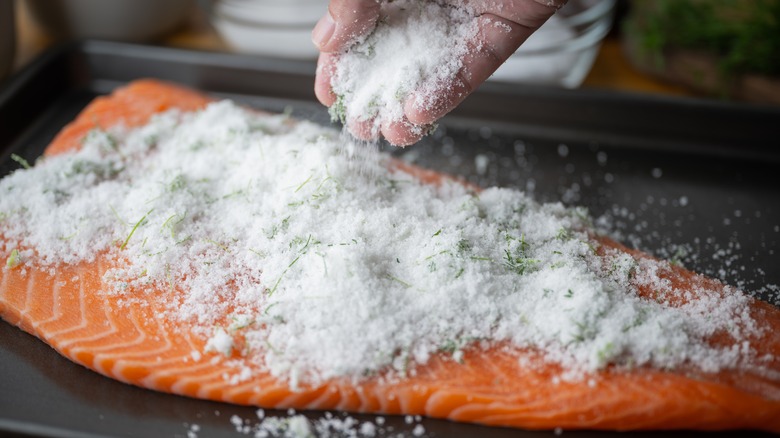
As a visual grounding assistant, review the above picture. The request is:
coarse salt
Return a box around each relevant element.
[0,99,765,388]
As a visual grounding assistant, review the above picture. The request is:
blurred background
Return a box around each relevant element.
[2,0,779,105]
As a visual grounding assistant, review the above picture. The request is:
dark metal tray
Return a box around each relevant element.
[0,40,778,438]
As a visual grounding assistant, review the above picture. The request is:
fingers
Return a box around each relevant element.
[404,0,561,125]
[405,13,534,125]
[466,0,566,28]
[381,117,425,147]
[314,0,562,144]
[315,52,338,106]
[347,117,379,141]
[312,0,382,53]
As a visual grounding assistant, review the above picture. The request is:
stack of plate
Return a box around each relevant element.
[211,0,327,60]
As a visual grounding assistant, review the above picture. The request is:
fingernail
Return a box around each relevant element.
[312,13,336,49]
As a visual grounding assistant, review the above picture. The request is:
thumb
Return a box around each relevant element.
[312,0,381,53]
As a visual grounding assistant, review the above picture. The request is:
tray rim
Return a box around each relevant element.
[0,39,778,438]
[2,39,780,164]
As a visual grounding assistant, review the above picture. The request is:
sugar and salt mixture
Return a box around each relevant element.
[329,0,478,138]
[0,100,768,387]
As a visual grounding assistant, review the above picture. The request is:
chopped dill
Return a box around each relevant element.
[10,154,31,170]
[294,174,314,193]
[205,239,229,252]
[386,273,412,288]
[121,209,153,250]
[329,94,348,124]
[669,247,687,267]
[6,249,21,268]
[108,204,130,226]
[161,212,186,239]
[571,320,588,343]
[248,248,265,257]
[456,239,472,253]
[58,230,79,241]
[424,249,450,260]
[168,174,186,192]
[268,255,301,296]
[503,249,538,276]
[555,227,571,241]
[439,339,459,354]
[597,342,615,365]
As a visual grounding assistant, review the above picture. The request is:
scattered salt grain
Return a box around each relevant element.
[186,423,200,438]
[205,327,233,357]
[287,416,312,437]
[359,421,377,437]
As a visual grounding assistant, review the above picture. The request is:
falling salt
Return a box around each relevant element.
[474,154,490,175]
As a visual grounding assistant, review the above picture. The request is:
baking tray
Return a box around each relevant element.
[1,40,778,438]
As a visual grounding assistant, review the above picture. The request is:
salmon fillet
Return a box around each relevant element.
[1,80,779,433]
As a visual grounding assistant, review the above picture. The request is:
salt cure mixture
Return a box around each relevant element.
[0,101,768,387]
[329,0,478,139]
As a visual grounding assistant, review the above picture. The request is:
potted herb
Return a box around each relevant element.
[622,0,780,103]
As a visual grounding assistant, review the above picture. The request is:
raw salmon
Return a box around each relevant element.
[1,80,779,433]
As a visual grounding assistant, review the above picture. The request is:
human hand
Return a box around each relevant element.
[312,0,566,146]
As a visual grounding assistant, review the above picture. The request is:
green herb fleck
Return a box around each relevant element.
[168,174,186,192]
[597,342,616,365]
[205,239,229,252]
[121,209,153,250]
[10,154,31,170]
[503,249,538,275]
[294,174,314,193]
[386,274,412,289]
[268,255,301,297]
[555,227,571,241]
[456,239,472,253]
[6,249,21,268]
[329,94,348,124]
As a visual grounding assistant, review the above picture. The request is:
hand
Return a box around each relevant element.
[312,0,565,146]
